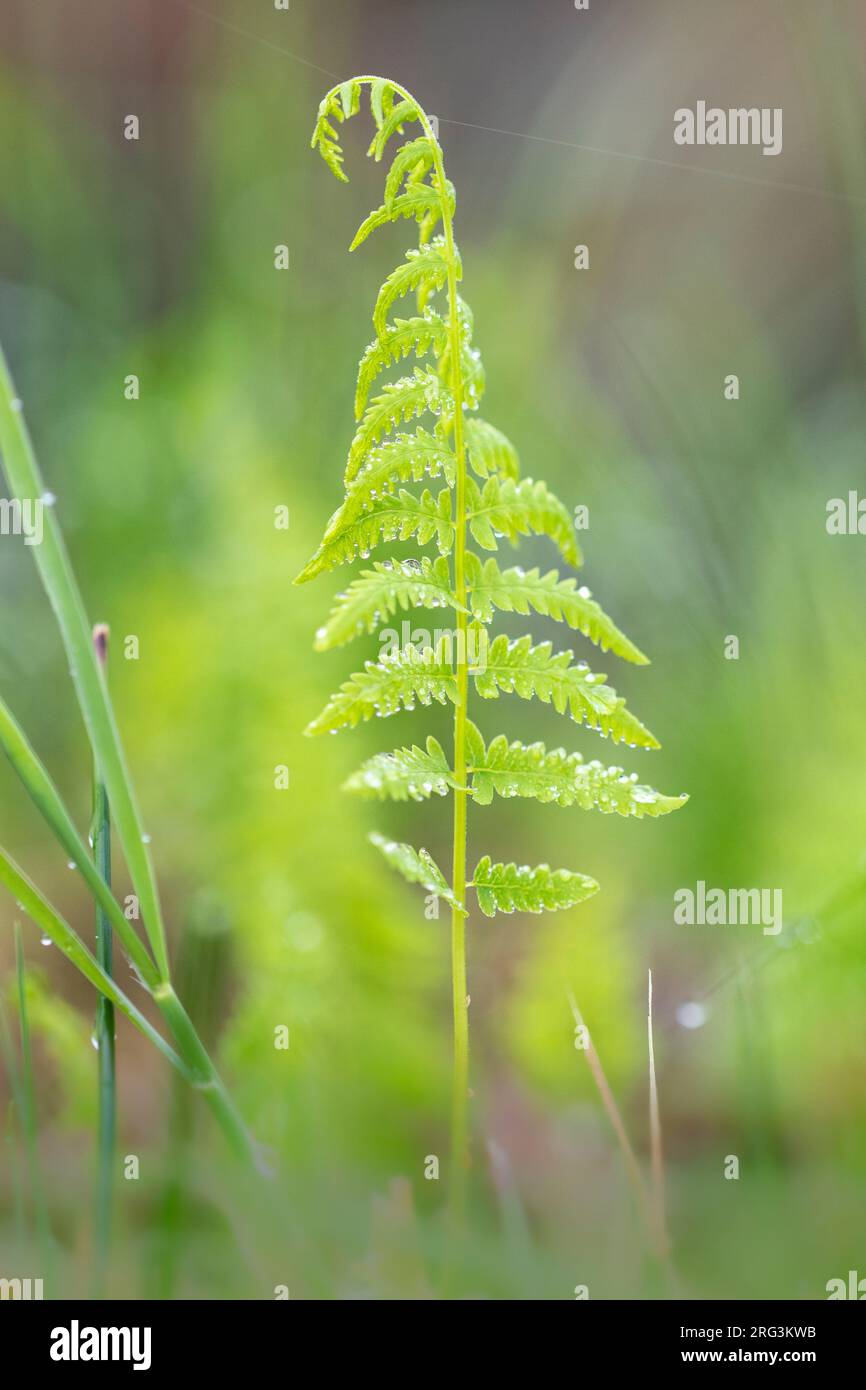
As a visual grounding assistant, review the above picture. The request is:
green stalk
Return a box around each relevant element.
[91,623,115,1292]
[0,692,160,989]
[424,102,471,1224]
[0,344,259,1166]
[0,703,257,1160]
[0,743,258,1159]
[4,842,255,1161]
[2,853,192,1078]
[0,344,169,978]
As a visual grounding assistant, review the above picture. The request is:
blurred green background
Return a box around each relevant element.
[1,0,865,1299]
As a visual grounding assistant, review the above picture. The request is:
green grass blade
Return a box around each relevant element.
[1,850,191,1080]
[0,346,170,979]
[91,623,115,1292]
[1,845,263,1168]
[0,690,159,990]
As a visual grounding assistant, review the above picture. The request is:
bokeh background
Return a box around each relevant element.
[1,0,865,1299]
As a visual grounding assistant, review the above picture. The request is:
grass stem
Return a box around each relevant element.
[646,969,670,1259]
[0,341,259,1167]
[91,623,115,1294]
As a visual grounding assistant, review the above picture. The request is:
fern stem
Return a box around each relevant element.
[375,79,472,1220]
[431,121,472,1228]
[91,624,115,1295]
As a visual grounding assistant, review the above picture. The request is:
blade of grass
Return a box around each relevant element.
[646,969,670,1259]
[2,850,190,1079]
[0,691,159,990]
[0,842,261,1165]
[568,984,679,1290]
[91,623,115,1294]
[0,346,260,1167]
[0,343,169,979]
[567,990,658,1249]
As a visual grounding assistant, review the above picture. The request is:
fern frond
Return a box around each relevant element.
[346,368,446,483]
[464,417,520,480]
[369,832,466,912]
[306,641,457,735]
[345,738,454,801]
[314,557,464,650]
[465,555,648,665]
[350,181,454,252]
[466,476,581,566]
[374,239,456,338]
[384,138,436,207]
[463,721,686,814]
[472,855,599,917]
[473,634,659,747]
[311,91,350,182]
[294,487,452,583]
[368,99,422,160]
[355,314,449,419]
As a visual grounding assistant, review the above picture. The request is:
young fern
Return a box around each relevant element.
[301,77,688,1217]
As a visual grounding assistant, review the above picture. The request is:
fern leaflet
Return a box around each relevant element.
[346,368,446,483]
[472,856,599,917]
[464,721,686,813]
[464,417,520,480]
[314,557,464,650]
[369,832,466,911]
[374,239,457,337]
[345,738,455,801]
[295,487,452,583]
[465,554,649,664]
[355,314,449,419]
[466,475,581,566]
[473,633,658,747]
[306,641,457,735]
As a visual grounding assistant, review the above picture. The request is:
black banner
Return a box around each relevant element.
[2,1298,861,1374]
